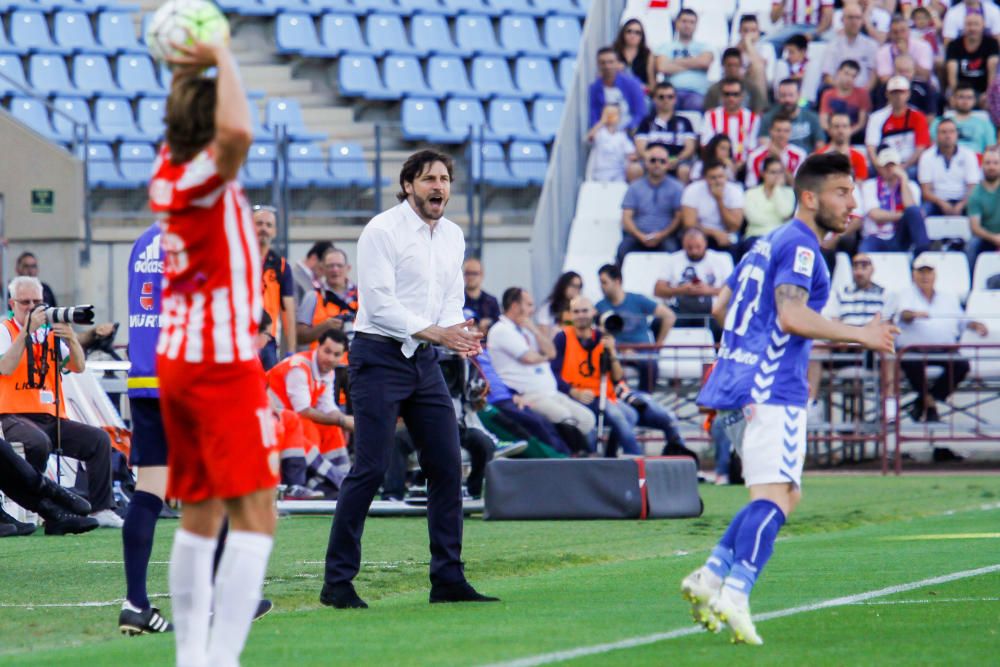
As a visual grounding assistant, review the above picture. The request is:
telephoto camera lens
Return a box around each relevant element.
[45,305,96,325]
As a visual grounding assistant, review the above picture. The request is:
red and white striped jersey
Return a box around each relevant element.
[773,0,834,26]
[149,144,262,364]
[745,143,808,187]
[700,107,760,162]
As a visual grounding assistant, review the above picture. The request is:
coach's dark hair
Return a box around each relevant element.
[397,150,454,202]
[502,287,525,312]
[598,264,622,282]
[318,328,349,348]
[793,152,853,200]
[165,73,217,165]
[307,241,334,260]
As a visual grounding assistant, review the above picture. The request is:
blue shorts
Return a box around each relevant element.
[129,397,168,467]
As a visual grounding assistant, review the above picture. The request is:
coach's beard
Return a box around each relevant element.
[413,192,448,221]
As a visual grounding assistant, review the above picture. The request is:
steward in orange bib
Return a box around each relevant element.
[296,248,358,350]
[254,205,296,370]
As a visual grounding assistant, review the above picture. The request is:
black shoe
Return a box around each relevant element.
[925,406,941,423]
[37,499,100,536]
[119,605,173,635]
[253,598,273,621]
[0,523,17,538]
[320,582,368,609]
[429,581,500,604]
[39,477,91,516]
[933,447,965,462]
[0,508,36,536]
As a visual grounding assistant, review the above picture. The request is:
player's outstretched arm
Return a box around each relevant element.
[775,284,899,353]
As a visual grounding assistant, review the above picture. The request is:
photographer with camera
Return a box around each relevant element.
[0,276,120,527]
[297,247,358,350]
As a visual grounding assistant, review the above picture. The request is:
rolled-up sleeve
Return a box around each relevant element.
[358,225,433,338]
[285,367,313,413]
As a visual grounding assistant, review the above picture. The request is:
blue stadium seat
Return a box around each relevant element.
[81,142,133,188]
[337,54,396,99]
[287,142,336,188]
[71,0,117,14]
[488,97,540,141]
[499,14,553,56]
[353,0,407,14]
[445,97,500,140]
[402,97,463,143]
[29,55,78,95]
[531,96,563,140]
[471,56,531,99]
[243,143,279,188]
[534,0,586,17]
[365,13,422,56]
[558,55,575,92]
[0,55,29,96]
[275,13,337,57]
[305,0,366,15]
[97,11,145,54]
[95,96,146,141]
[319,14,372,56]
[8,96,60,142]
[0,17,30,56]
[455,14,506,56]
[486,0,544,16]
[52,95,104,141]
[383,55,441,98]
[265,97,327,141]
[54,11,113,55]
[72,54,120,96]
[470,140,525,186]
[118,141,156,183]
[117,55,165,97]
[398,0,449,15]
[214,0,276,17]
[514,56,559,98]
[248,102,272,142]
[428,55,487,99]
[508,139,548,184]
[329,141,374,187]
[443,0,501,16]
[543,15,581,56]
[12,10,72,54]
[136,96,166,140]
[411,14,465,56]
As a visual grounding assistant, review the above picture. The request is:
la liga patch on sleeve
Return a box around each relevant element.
[793,246,815,277]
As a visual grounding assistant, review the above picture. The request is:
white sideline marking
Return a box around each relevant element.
[0,594,168,609]
[481,564,1000,667]
[850,596,1000,606]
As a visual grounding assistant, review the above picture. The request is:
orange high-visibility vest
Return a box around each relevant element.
[559,326,615,401]
[266,351,326,411]
[0,319,65,416]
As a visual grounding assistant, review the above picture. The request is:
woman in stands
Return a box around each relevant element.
[691,134,737,182]
[151,37,276,667]
[538,271,583,337]
[613,19,655,89]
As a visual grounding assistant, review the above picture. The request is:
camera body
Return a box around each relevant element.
[40,304,96,326]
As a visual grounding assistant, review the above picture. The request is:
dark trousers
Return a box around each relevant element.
[0,437,46,512]
[616,234,679,267]
[325,338,465,587]
[859,206,931,255]
[622,358,658,393]
[900,350,970,405]
[493,399,571,454]
[1,413,113,512]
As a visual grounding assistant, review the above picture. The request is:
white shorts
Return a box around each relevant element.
[737,403,807,488]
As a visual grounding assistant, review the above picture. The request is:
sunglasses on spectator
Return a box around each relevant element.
[656,94,675,100]
[647,157,668,164]
[722,91,741,97]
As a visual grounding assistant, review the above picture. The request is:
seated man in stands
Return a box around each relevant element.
[634,82,698,183]
[267,329,354,498]
[680,162,745,258]
[463,257,500,334]
[297,247,358,349]
[858,147,931,255]
[967,147,1000,268]
[616,143,685,265]
[917,119,981,217]
[0,276,120,528]
[654,227,732,339]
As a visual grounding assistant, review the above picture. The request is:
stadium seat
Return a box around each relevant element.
[243,143,279,188]
[337,54,397,99]
[411,14,465,57]
[445,97,500,140]
[534,0,587,17]
[488,97,540,141]
[353,0,408,14]
[97,11,145,54]
[469,140,526,187]
[95,97,147,141]
[398,0,450,14]
[383,55,442,98]
[49,96,92,142]
[136,96,166,140]
[658,327,715,380]
[558,55,575,92]
[265,98,327,141]
[455,14,507,57]
[214,0,276,17]
[973,253,1000,292]
[508,139,548,184]
[366,13,423,56]
[11,10,72,54]
[287,142,336,188]
[306,0,367,15]
[249,102,273,142]
[621,251,671,297]
[329,142,374,187]
[73,0,115,14]
[275,13,337,57]
[562,253,612,302]
[0,17,29,56]
[8,96,60,142]
[565,182,629,258]
[82,142,133,188]
[118,141,156,183]
[29,55,78,95]
[444,0,500,15]
[487,0,544,16]
[922,252,971,300]
[542,15,581,56]
[471,56,532,99]
[960,291,1000,378]
[866,253,911,292]
[924,216,972,242]
[401,97,463,143]
[531,97,563,141]
[428,56,487,99]
[54,11,112,55]
[0,55,29,96]
[319,14,373,56]
[499,14,553,57]
[72,54,120,97]
[514,56,560,98]
[117,55,165,97]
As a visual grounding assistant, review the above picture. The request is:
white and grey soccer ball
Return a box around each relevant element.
[146,0,231,66]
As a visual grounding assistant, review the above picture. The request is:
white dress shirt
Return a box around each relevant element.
[354,200,466,357]
[896,285,965,350]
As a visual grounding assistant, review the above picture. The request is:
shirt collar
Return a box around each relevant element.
[401,199,433,233]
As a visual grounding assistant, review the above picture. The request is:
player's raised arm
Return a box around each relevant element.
[775,283,898,352]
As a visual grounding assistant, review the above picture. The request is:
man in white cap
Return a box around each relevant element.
[865,76,931,177]
[858,146,931,254]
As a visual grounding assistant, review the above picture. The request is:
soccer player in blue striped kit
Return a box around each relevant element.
[681,153,899,645]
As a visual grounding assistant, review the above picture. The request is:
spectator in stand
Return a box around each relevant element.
[745,112,808,187]
[655,227,734,329]
[11,252,56,306]
[832,0,891,43]
[819,60,872,141]
[701,78,760,176]
[859,146,931,254]
[589,47,646,133]
[733,14,775,112]
[966,147,1000,267]
[613,19,655,88]
[876,15,934,85]
[873,53,939,115]
[681,162,745,258]
[773,34,818,104]
[705,48,767,114]
[761,79,825,153]
[587,104,638,183]
[255,204,296,370]
[822,2,882,88]
[945,12,999,106]
[768,0,834,45]
[539,271,582,333]
[488,288,596,446]
[616,143,684,265]
[462,257,500,335]
[691,134,738,182]
[943,0,1000,44]
[918,118,981,216]
[897,253,987,426]
[818,112,870,181]
[742,156,797,254]
[932,84,998,154]
[866,76,932,175]
[634,82,697,183]
[654,9,714,112]
[292,241,333,303]
[297,247,358,349]
[595,264,676,393]
[911,6,945,74]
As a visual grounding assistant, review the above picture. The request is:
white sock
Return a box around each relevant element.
[207,530,274,667]
[169,529,218,667]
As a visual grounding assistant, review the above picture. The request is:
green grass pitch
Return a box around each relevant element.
[1,474,999,666]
